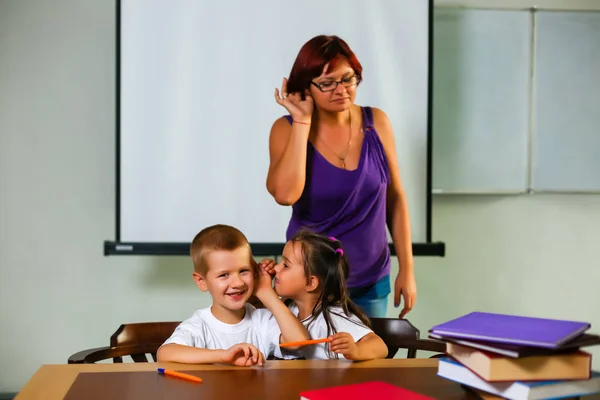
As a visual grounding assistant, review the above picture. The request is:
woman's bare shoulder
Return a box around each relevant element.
[270,115,293,132]
[370,107,391,124]
[369,107,394,139]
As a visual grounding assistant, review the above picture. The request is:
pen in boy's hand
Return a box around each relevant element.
[279,337,332,348]
[157,368,203,383]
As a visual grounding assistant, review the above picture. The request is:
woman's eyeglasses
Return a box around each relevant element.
[311,75,361,92]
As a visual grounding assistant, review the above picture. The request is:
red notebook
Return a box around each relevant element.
[299,381,434,400]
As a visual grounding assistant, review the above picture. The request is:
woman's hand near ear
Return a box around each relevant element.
[274,77,314,123]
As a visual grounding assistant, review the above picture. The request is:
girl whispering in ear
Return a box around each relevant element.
[265,230,388,361]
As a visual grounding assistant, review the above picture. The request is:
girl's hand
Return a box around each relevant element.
[258,258,276,275]
[274,77,314,123]
[254,260,274,297]
[329,332,359,360]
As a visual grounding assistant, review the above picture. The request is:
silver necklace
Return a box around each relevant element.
[318,110,353,169]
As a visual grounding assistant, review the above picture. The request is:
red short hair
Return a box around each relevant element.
[286,35,363,94]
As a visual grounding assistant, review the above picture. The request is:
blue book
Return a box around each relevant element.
[437,358,600,400]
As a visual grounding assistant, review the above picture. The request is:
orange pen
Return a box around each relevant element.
[279,337,332,348]
[157,368,203,383]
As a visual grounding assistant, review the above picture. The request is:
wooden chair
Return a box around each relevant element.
[68,321,181,364]
[68,318,445,363]
[369,318,446,359]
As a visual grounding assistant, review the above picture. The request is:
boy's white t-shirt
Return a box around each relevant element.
[161,303,281,357]
[273,302,373,360]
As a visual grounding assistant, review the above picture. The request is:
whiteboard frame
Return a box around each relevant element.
[105,0,445,257]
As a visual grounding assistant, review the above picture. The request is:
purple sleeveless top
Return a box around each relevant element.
[285,106,391,288]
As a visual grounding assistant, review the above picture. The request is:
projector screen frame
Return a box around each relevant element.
[105,0,445,257]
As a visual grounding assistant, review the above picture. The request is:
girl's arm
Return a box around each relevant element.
[330,332,388,361]
[354,333,388,360]
[254,262,310,347]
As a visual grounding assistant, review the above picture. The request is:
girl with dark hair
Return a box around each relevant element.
[266,230,388,361]
[266,35,416,319]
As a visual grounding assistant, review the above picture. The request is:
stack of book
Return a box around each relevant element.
[430,312,600,399]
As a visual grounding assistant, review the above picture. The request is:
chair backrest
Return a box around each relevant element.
[69,318,445,363]
[110,321,181,347]
[110,321,181,362]
[370,318,446,358]
[68,321,181,364]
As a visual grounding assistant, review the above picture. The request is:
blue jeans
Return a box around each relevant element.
[348,275,390,318]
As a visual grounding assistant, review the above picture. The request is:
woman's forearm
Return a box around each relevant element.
[387,191,414,273]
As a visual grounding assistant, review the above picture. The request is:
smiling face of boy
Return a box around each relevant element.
[193,246,254,324]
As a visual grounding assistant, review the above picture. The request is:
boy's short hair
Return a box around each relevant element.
[190,224,252,275]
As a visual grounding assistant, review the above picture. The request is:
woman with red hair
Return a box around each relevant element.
[265,35,416,319]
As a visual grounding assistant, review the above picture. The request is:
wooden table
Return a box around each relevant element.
[15,359,600,400]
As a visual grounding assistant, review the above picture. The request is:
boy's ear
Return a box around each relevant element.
[305,274,319,292]
[250,258,258,280]
[193,271,209,292]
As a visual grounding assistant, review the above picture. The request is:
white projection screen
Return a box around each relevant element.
[108,0,444,256]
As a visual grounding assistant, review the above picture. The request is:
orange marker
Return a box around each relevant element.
[157,368,202,383]
[279,337,332,348]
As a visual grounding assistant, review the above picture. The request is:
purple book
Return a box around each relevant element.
[430,312,590,348]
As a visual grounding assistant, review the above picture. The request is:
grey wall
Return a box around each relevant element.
[1,0,599,394]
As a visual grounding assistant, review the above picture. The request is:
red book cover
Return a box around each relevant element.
[299,381,434,400]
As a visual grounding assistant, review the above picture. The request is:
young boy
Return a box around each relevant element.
[157,224,309,366]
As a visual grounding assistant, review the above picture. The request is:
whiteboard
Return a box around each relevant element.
[432,8,531,193]
[119,0,432,244]
[532,11,600,192]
